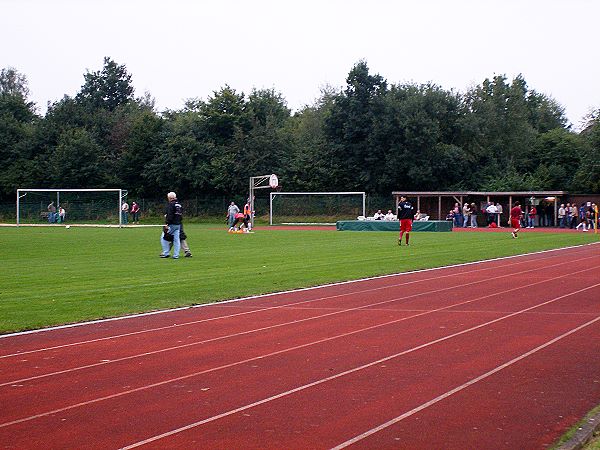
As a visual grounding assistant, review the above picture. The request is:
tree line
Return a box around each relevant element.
[1,57,599,203]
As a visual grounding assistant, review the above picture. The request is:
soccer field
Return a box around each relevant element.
[0,225,597,334]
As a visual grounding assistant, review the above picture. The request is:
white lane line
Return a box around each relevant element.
[109,282,599,448]
[2,257,593,387]
[331,314,600,449]
[0,249,575,359]
[2,243,594,344]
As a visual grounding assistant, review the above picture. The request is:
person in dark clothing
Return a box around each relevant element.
[397,195,415,246]
[160,191,183,259]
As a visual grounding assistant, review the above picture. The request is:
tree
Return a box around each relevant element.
[76,57,134,111]
[324,61,388,192]
[0,67,30,98]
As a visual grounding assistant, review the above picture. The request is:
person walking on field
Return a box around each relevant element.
[160,192,183,259]
[397,195,415,246]
[510,201,523,239]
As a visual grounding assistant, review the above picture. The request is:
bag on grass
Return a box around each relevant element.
[162,225,174,242]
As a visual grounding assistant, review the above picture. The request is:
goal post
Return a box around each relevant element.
[269,192,366,225]
[16,188,127,226]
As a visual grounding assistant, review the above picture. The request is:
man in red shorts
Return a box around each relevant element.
[510,201,523,238]
[397,195,415,246]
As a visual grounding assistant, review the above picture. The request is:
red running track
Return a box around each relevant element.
[1,244,599,449]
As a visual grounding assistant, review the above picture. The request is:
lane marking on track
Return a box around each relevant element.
[118,282,600,449]
[1,243,596,343]
[331,314,600,449]
[2,245,594,358]
[1,256,594,387]
[2,270,597,434]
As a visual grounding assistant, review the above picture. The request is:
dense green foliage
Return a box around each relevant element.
[1,59,599,202]
[0,225,597,333]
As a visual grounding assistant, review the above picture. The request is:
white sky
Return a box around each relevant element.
[2,0,599,127]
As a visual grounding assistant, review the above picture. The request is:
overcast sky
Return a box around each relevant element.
[2,0,599,127]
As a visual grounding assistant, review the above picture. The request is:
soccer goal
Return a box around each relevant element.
[269,192,366,225]
[16,189,127,226]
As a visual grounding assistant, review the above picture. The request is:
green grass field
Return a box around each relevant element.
[0,224,597,334]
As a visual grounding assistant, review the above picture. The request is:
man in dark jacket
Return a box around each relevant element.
[397,195,415,246]
[160,191,183,259]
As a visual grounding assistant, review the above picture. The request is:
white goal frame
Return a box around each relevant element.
[269,191,366,225]
[16,188,127,227]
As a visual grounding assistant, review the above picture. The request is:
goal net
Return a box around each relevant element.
[16,189,126,226]
[269,192,366,225]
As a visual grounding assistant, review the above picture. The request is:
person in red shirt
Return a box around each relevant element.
[510,201,523,238]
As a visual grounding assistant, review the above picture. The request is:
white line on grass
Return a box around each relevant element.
[0,246,589,357]
[2,256,592,386]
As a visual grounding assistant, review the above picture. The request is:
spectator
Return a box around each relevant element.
[227,202,239,228]
[485,202,497,226]
[538,201,546,227]
[384,210,396,221]
[545,202,555,227]
[576,202,588,232]
[470,203,478,228]
[373,209,385,220]
[495,202,503,226]
[558,204,566,228]
[527,206,537,228]
[446,210,455,221]
[121,201,129,225]
[47,201,57,223]
[58,207,66,223]
[569,203,578,229]
[130,201,140,224]
[453,203,462,227]
[462,203,471,228]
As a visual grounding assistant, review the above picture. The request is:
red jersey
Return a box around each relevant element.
[510,206,523,219]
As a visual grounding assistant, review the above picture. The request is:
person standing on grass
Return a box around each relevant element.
[130,201,140,224]
[227,201,239,228]
[160,192,183,259]
[510,201,523,239]
[397,195,415,246]
[121,201,129,224]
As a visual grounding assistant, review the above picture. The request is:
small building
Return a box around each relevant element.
[392,191,568,226]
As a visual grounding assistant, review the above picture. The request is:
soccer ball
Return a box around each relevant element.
[65,225,71,229]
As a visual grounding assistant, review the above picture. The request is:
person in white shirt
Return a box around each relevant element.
[384,210,396,220]
[485,202,497,226]
[373,209,385,220]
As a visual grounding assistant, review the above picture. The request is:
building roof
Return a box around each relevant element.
[392,191,567,196]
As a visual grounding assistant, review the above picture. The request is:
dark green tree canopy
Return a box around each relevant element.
[0,59,597,202]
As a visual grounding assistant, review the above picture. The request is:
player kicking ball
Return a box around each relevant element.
[397,195,415,246]
[510,201,523,238]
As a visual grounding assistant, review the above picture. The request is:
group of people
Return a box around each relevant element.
[46,202,66,223]
[226,200,253,233]
[120,201,141,224]
[372,209,396,221]
[446,202,503,228]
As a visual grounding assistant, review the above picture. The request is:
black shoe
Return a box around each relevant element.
[159,254,170,258]
[185,253,192,258]
[398,239,402,246]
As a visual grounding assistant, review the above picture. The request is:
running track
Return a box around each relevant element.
[1,244,599,449]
